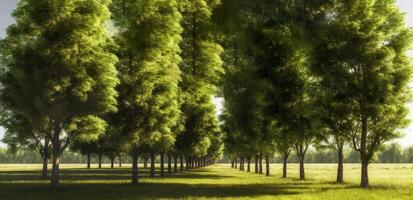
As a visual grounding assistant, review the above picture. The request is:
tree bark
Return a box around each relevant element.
[98,152,102,169]
[50,128,61,189]
[235,159,238,169]
[231,160,234,168]
[87,152,91,169]
[259,155,263,174]
[42,156,48,178]
[160,153,165,177]
[51,153,60,189]
[299,155,305,180]
[131,153,138,184]
[265,154,270,176]
[337,147,344,183]
[150,153,155,177]
[360,116,369,188]
[119,156,122,168]
[282,154,288,178]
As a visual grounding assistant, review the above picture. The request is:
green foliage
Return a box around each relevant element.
[111,0,182,154]
[310,0,412,163]
[175,0,224,160]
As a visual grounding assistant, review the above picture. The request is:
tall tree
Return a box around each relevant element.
[175,0,224,167]
[310,0,412,188]
[0,0,119,188]
[111,0,182,183]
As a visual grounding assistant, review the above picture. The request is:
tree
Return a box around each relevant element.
[0,0,119,188]
[111,0,182,183]
[0,111,52,178]
[175,0,224,168]
[71,139,98,169]
[314,86,356,183]
[310,0,412,188]
[378,143,403,163]
[273,128,294,178]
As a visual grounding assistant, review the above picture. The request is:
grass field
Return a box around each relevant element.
[0,163,412,200]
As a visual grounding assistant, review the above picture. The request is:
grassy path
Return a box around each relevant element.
[0,164,412,199]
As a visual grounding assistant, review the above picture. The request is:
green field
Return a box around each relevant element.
[0,163,412,200]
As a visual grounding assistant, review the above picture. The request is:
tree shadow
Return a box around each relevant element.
[0,167,365,200]
[0,168,235,182]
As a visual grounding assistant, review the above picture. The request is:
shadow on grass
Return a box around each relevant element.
[0,182,307,200]
[0,168,235,181]
[0,167,360,200]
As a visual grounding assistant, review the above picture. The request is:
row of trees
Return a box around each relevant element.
[0,0,411,190]
[220,0,412,188]
[3,142,413,164]
[0,0,224,188]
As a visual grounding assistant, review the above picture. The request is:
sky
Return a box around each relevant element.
[0,0,413,147]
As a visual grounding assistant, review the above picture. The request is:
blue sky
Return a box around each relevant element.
[0,0,413,147]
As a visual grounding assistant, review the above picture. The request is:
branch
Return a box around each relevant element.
[60,135,73,153]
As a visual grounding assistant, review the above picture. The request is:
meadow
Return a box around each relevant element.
[0,163,412,200]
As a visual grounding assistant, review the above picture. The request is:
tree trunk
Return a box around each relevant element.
[360,116,369,188]
[42,156,48,178]
[174,155,178,173]
[239,158,242,171]
[180,154,184,171]
[265,154,270,176]
[111,156,114,169]
[361,160,369,187]
[98,153,102,169]
[247,158,250,172]
[282,154,288,178]
[337,147,344,183]
[87,152,91,169]
[150,153,155,177]
[50,130,61,189]
[235,159,238,169]
[119,156,122,168]
[160,153,165,177]
[144,157,148,169]
[231,160,234,168]
[299,155,305,180]
[167,154,172,174]
[255,156,258,173]
[131,153,138,184]
[51,153,60,189]
[259,156,263,174]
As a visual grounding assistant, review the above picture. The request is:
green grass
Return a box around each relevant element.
[0,163,412,199]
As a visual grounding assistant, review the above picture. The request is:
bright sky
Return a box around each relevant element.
[0,0,412,147]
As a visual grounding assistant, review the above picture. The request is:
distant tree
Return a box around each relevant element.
[273,129,294,178]
[378,143,404,163]
[0,111,51,178]
[70,139,98,169]
[0,0,119,188]
[403,146,413,163]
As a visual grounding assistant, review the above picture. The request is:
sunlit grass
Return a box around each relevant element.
[0,163,412,199]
